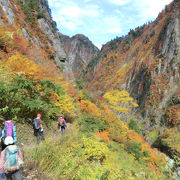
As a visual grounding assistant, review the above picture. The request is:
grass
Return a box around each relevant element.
[19,123,168,180]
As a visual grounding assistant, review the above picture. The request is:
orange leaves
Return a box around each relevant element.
[13,35,29,54]
[0,26,30,54]
[166,104,180,125]
[101,104,116,124]
[98,131,110,143]
[79,100,101,117]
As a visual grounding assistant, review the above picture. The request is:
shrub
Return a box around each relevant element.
[125,141,143,160]
[0,74,74,123]
[128,119,140,133]
[78,114,108,133]
[82,137,109,163]
[37,11,46,19]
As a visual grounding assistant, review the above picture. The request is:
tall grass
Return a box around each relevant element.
[24,129,167,180]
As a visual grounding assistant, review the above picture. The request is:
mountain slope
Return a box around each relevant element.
[83,1,180,134]
[0,0,66,69]
[0,0,178,179]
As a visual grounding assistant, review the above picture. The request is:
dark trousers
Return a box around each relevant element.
[60,126,66,134]
[1,139,7,151]
[35,128,45,144]
[5,169,21,180]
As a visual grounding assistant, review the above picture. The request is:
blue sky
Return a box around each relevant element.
[48,0,173,49]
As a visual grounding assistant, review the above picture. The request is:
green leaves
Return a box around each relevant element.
[78,114,108,133]
[0,74,66,123]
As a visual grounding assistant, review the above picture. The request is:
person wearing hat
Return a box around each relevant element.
[0,136,23,180]
[57,116,67,134]
[34,113,45,144]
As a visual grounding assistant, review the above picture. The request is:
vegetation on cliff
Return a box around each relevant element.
[0,0,179,179]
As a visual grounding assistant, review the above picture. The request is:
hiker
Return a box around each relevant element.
[32,113,45,144]
[0,136,23,180]
[0,127,5,151]
[57,116,67,134]
[1,120,17,151]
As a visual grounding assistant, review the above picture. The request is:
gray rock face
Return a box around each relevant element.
[60,34,99,80]
[38,18,66,67]
[128,7,180,130]
[37,0,67,68]
[0,0,15,24]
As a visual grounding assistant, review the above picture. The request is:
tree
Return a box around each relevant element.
[75,78,84,90]
[103,90,138,113]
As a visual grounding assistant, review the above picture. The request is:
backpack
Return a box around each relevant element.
[4,121,14,138]
[4,145,24,173]
[32,118,40,130]
[59,120,64,126]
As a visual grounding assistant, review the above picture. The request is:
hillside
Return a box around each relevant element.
[0,0,179,179]
[83,0,180,153]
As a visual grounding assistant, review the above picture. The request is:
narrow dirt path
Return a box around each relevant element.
[16,122,73,180]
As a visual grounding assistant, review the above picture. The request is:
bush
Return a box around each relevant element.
[75,78,84,90]
[19,0,40,25]
[78,114,108,133]
[37,11,46,19]
[125,141,143,160]
[0,74,69,123]
[82,137,109,163]
[128,119,140,133]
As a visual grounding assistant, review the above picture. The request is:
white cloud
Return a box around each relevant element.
[137,0,173,19]
[50,2,101,32]
[107,0,131,6]
[55,2,61,7]
[49,0,173,45]
[95,43,102,49]
[103,17,122,34]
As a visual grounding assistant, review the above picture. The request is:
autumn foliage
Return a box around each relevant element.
[166,104,180,125]
[103,90,138,113]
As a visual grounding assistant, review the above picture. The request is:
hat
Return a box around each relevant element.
[4,136,14,145]
[37,113,41,117]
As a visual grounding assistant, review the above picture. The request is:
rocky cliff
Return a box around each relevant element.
[83,1,180,135]
[60,33,99,80]
[0,0,66,68]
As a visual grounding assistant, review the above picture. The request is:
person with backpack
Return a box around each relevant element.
[32,113,45,144]
[57,116,67,134]
[0,127,5,152]
[0,136,23,180]
[1,120,17,151]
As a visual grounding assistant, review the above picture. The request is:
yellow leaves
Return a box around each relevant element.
[54,93,75,115]
[132,102,139,108]
[103,89,138,113]
[0,27,13,47]
[0,52,57,80]
[3,52,40,77]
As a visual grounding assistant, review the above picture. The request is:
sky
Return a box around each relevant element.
[48,0,173,49]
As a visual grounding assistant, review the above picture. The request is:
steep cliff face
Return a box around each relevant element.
[37,0,67,67]
[60,33,99,80]
[0,0,66,68]
[83,1,180,133]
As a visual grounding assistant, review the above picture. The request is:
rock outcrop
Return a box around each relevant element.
[0,0,66,68]
[60,33,99,80]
